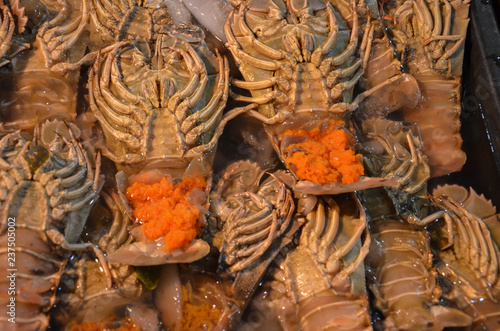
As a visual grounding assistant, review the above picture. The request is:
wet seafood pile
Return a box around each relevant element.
[0,0,498,330]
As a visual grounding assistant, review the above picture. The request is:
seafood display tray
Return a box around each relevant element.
[430,0,500,207]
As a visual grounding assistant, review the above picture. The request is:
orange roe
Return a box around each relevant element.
[283,120,364,184]
[181,286,222,330]
[126,177,206,251]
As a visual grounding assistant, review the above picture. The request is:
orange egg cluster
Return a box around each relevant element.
[283,120,364,184]
[181,286,222,330]
[126,177,206,251]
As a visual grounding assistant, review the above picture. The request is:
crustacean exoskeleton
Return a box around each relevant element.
[0,2,16,67]
[36,0,92,72]
[358,21,421,116]
[422,194,500,330]
[52,192,160,330]
[90,27,256,265]
[357,117,471,329]
[211,161,296,277]
[433,184,500,247]
[0,0,91,130]
[86,0,183,47]
[224,0,407,195]
[260,194,372,330]
[1,0,187,130]
[379,0,471,177]
[153,160,301,330]
[358,185,472,330]
[211,160,300,329]
[0,120,109,331]
[89,29,238,165]
[360,117,430,207]
[55,253,160,330]
[0,0,30,68]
